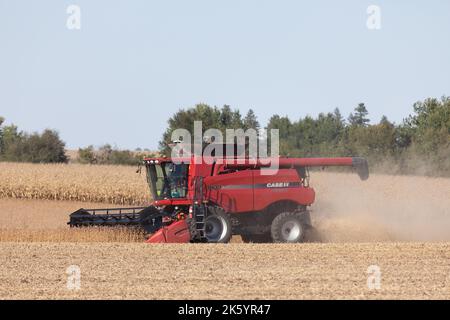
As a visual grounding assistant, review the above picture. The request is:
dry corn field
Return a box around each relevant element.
[0,162,150,205]
[1,162,450,299]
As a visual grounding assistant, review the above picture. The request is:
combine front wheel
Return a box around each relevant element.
[205,207,232,243]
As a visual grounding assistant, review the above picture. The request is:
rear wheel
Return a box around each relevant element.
[205,207,232,243]
[271,211,306,243]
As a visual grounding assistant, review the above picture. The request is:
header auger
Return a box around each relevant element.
[68,155,368,243]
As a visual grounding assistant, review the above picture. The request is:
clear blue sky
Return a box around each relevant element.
[1,0,449,150]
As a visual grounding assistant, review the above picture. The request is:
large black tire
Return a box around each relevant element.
[240,233,272,243]
[205,207,232,243]
[271,211,307,243]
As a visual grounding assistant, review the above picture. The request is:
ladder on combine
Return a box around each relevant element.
[193,176,207,241]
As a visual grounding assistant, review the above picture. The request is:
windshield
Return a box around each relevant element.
[146,162,189,200]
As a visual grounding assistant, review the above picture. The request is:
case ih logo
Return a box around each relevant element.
[266,182,290,188]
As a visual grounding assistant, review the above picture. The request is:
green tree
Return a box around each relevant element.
[317,111,345,142]
[1,128,67,163]
[348,103,370,127]
[333,108,344,124]
[0,116,5,153]
[109,149,141,165]
[78,145,149,165]
[405,97,450,153]
[27,130,68,163]
[97,144,113,163]
[0,123,22,161]
[267,115,292,136]
[78,145,96,164]
[266,115,293,156]
[159,104,245,155]
[231,109,243,128]
[243,109,260,130]
[219,105,233,129]
[402,97,450,175]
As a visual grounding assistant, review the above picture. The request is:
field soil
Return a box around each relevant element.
[1,242,450,299]
[0,199,117,230]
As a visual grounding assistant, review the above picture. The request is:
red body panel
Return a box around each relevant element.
[146,220,191,243]
[253,168,315,211]
[205,170,254,212]
[204,168,315,213]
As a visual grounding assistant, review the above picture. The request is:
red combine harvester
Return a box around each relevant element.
[68,155,368,243]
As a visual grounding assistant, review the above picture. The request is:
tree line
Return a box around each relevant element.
[161,98,450,176]
[1,96,449,175]
[0,118,68,163]
[0,118,155,165]
[77,144,156,165]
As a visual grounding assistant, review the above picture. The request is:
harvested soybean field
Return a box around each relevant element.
[2,243,450,300]
[1,163,450,299]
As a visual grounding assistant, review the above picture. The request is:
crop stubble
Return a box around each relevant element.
[1,242,450,299]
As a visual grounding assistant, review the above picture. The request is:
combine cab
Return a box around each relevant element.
[68,156,369,243]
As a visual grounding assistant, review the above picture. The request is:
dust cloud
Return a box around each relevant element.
[310,171,450,242]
